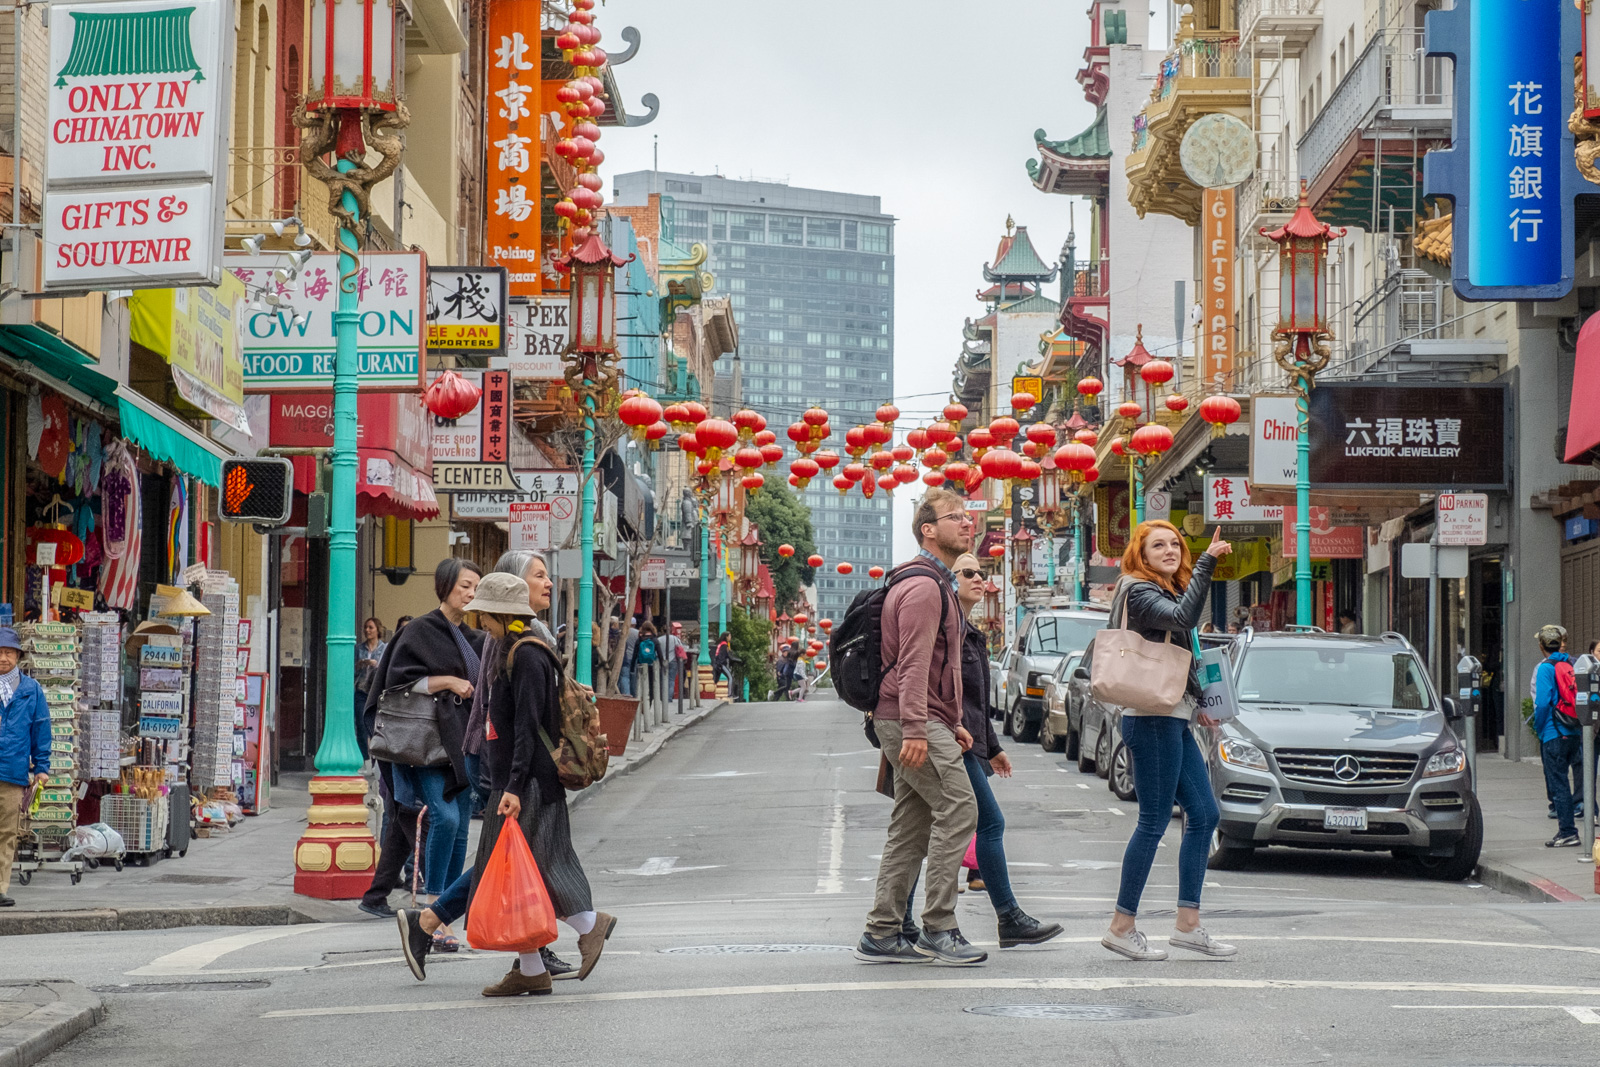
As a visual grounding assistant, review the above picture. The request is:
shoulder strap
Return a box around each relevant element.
[502,635,566,755]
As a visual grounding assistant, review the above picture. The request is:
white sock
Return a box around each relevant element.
[564,910,597,935]
[517,951,547,975]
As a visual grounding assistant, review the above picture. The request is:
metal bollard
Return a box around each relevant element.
[1456,655,1482,785]
[1574,654,1599,861]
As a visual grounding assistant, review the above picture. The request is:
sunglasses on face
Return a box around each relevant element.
[956,568,982,579]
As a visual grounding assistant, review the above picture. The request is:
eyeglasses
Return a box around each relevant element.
[956,568,982,579]
[933,512,975,527]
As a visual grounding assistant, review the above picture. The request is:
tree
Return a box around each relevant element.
[743,480,817,610]
[727,606,773,701]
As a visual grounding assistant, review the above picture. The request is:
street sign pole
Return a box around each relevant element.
[1574,654,1598,865]
[1428,521,1440,687]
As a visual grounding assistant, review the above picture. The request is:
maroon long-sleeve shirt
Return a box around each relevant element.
[873,563,964,740]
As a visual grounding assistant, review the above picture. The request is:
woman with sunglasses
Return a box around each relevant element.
[903,553,1063,948]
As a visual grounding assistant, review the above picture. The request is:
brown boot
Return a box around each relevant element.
[575,912,618,981]
[481,968,552,997]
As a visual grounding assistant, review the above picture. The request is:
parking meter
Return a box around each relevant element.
[1571,654,1599,860]
[1455,654,1482,783]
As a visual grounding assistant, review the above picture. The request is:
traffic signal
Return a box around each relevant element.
[220,458,294,525]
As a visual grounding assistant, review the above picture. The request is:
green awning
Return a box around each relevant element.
[115,387,228,488]
[0,324,119,405]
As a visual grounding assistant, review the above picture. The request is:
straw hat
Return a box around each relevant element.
[125,620,180,655]
[154,584,211,617]
[464,572,536,616]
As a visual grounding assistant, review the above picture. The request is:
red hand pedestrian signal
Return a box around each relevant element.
[219,458,294,525]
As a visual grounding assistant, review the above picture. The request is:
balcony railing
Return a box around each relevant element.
[1240,0,1322,35]
[1153,37,1245,102]
[228,145,301,222]
[1067,268,1104,298]
[1331,267,1484,378]
[1297,29,1451,189]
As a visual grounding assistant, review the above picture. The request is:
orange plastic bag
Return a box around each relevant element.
[466,819,559,953]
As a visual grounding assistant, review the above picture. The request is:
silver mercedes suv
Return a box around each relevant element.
[1207,629,1482,881]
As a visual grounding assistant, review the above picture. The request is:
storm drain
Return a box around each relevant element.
[660,944,853,955]
[965,1004,1186,1021]
[91,981,270,994]
[149,874,244,885]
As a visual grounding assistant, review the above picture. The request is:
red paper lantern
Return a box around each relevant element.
[925,422,955,446]
[836,562,854,575]
[793,613,809,625]
[664,402,691,429]
[787,421,810,444]
[905,427,930,451]
[1026,423,1057,448]
[843,462,867,483]
[1076,376,1104,399]
[617,391,663,438]
[819,618,833,631]
[832,475,853,494]
[893,464,919,485]
[868,566,885,579]
[922,447,949,468]
[733,408,765,439]
[988,543,1006,558]
[1130,423,1175,456]
[803,406,830,427]
[1117,401,1143,420]
[790,457,820,487]
[1011,391,1038,412]
[967,428,994,451]
[734,446,765,470]
[876,403,901,424]
[760,443,785,467]
[806,555,824,569]
[891,444,914,463]
[753,429,778,447]
[644,420,669,443]
[989,416,1020,443]
[741,472,765,491]
[844,426,868,454]
[1021,441,1039,459]
[1140,360,1175,386]
[978,447,1023,481]
[944,461,971,482]
[1084,466,1101,483]
[1017,458,1042,481]
[1109,436,1127,457]
[813,450,841,471]
[869,450,895,472]
[697,418,738,459]
[677,431,701,456]
[1053,441,1097,479]
[922,470,946,486]
[778,543,795,557]
[1073,428,1099,447]
[943,402,968,423]
[682,400,708,424]
[1165,393,1189,413]
[1199,394,1243,435]
[422,369,482,420]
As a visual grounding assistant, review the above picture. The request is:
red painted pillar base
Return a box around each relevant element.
[293,775,377,900]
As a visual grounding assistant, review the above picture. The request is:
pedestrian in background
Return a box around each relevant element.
[667,623,686,699]
[1533,624,1583,848]
[355,618,387,760]
[635,622,660,703]
[0,627,50,908]
[1337,609,1359,634]
[858,488,983,966]
[357,559,482,943]
[398,566,615,997]
[793,653,811,703]
[1102,522,1234,962]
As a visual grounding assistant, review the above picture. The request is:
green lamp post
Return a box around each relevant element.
[1262,180,1344,627]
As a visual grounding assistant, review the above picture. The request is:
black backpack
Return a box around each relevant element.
[829,558,950,746]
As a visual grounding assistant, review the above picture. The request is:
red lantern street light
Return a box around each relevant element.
[307,0,397,114]
[739,525,763,586]
[1262,179,1346,345]
[558,231,629,355]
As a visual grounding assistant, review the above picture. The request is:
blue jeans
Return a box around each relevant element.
[463,753,489,817]
[430,866,472,927]
[1543,735,1583,836]
[901,750,1018,925]
[1116,714,1219,916]
[391,765,472,895]
[618,661,634,696]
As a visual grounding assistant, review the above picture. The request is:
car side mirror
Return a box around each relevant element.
[1441,696,1461,720]
[1073,667,1090,681]
[1015,638,1027,654]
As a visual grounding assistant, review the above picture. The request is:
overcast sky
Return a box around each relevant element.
[601,0,1110,561]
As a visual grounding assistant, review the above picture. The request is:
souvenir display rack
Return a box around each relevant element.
[15,621,85,883]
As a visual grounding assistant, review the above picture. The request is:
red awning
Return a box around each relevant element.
[289,452,440,520]
[1568,314,1600,462]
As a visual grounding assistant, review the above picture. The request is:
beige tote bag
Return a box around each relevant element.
[1089,579,1194,714]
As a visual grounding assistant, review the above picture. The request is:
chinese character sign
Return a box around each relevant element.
[427,267,507,354]
[1426,0,1578,299]
[486,4,543,297]
[1307,383,1507,488]
[482,370,510,464]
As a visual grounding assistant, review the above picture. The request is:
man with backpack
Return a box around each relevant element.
[1533,624,1584,848]
[852,488,984,965]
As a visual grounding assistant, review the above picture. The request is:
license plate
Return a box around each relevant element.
[1324,807,1368,830]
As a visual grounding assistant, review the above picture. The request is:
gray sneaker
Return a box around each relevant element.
[1101,927,1168,961]
[855,932,927,964]
[1169,926,1237,957]
[914,927,988,966]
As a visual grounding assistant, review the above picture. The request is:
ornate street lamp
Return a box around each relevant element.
[1262,179,1345,627]
[291,0,409,900]
[739,524,762,603]
[556,232,631,687]
[1034,457,1064,588]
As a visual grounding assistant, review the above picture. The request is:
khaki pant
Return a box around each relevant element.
[0,781,24,896]
[866,720,977,936]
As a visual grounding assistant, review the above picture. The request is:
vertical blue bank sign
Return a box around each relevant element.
[1425,0,1583,300]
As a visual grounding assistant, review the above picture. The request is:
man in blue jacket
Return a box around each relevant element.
[1532,624,1583,849]
[1,626,51,905]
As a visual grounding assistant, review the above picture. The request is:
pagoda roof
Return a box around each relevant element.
[977,281,1036,301]
[1114,325,1155,367]
[983,224,1058,284]
[1027,108,1111,195]
[1037,108,1110,161]
[999,290,1061,315]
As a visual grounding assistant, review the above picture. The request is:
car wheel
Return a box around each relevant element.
[1207,829,1256,871]
[1010,700,1038,743]
[1039,714,1064,753]
[1110,742,1137,801]
[1064,722,1080,762]
[1001,699,1014,736]
[1407,796,1484,882]
[1094,727,1111,779]
[1075,726,1095,773]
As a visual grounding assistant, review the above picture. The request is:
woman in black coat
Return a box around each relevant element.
[360,558,484,932]
[397,563,615,998]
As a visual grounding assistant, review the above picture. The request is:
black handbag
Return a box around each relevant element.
[369,684,453,767]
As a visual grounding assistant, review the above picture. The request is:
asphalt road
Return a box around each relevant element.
[6,696,1599,1066]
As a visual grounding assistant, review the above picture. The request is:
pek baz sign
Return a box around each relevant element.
[43,0,233,291]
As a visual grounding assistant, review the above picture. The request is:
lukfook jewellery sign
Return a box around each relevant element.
[43,0,232,290]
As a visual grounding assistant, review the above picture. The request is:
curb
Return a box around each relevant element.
[1475,858,1592,903]
[0,981,105,1067]
[0,700,730,937]
[570,699,728,811]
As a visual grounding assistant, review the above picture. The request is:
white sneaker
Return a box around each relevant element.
[1169,926,1237,957]
[1101,928,1168,961]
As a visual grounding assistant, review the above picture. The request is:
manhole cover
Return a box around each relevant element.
[965,1004,1186,1021]
[660,944,853,955]
[91,981,270,994]
[149,874,244,886]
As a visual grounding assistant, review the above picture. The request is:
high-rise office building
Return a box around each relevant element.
[612,172,895,623]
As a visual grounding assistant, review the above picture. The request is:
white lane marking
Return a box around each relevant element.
[262,977,1600,1019]
[1394,1005,1600,1024]
[128,925,344,976]
[1060,860,1119,870]
[678,771,761,779]
[1007,862,1051,867]
[1107,806,1126,816]
[815,749,878,757]
[1076,783,1091,790]
[817,767,846,895]
[608,857,724,876]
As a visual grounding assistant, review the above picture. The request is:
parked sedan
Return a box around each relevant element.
[1038,651,1083,755]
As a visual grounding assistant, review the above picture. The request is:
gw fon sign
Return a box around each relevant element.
[229,252,426,391]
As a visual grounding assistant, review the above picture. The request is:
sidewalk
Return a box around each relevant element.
[0,698,726,936]
[0,981,104,1067]
[1474,752,1600,902]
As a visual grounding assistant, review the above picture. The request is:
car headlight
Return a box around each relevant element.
[1218,738,1267,770]
[1025,671,1046,697]
[1423,749,1466,777]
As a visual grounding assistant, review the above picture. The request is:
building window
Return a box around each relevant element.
[768,329,784,342]
[807,218,842,248]
[665,179,702,194]
[771,214,805,246]
[825,366,841,378]
[860,223,891,253]
[807,332,823,345]
[729,213,765,243]
[844,220,858,249]
[824,349,841,360]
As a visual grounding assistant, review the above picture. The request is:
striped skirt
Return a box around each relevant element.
[471,789,594,918]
